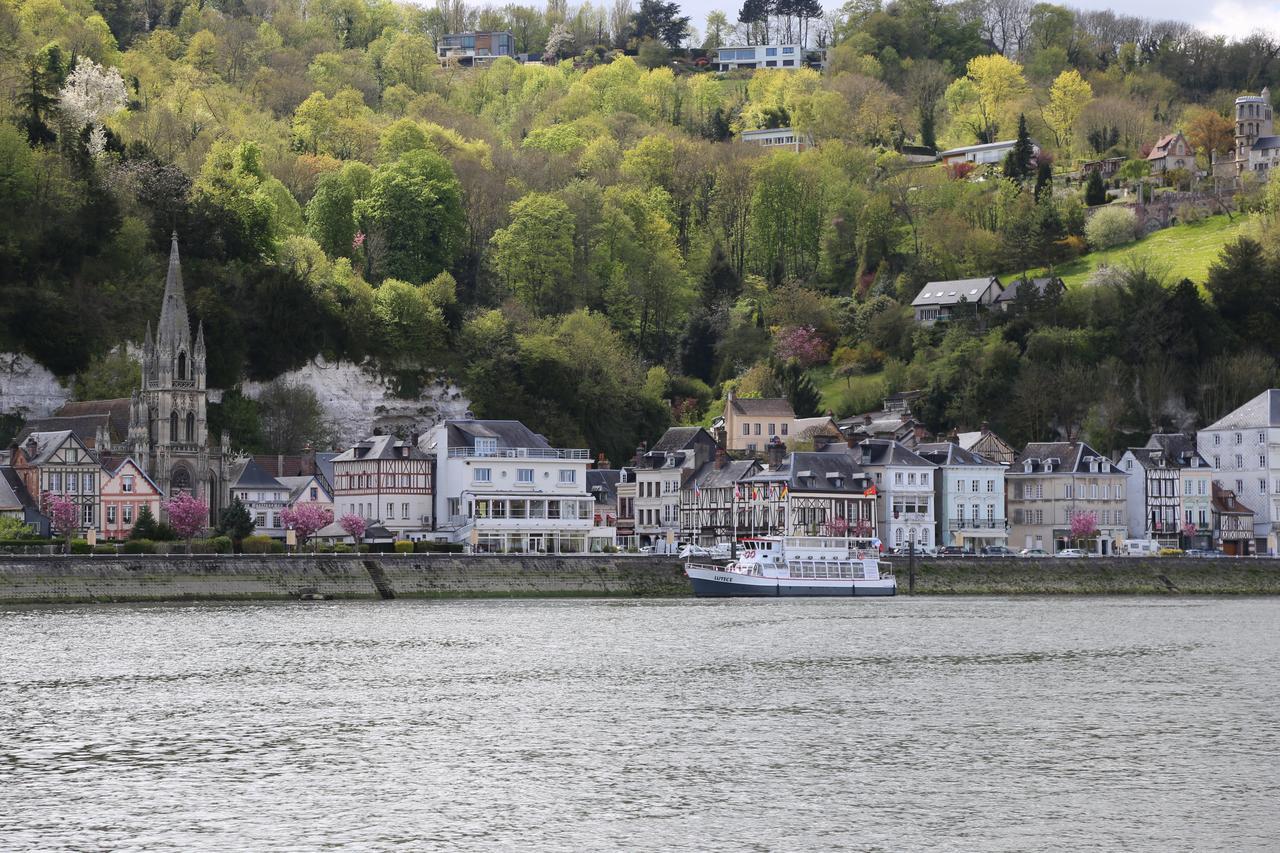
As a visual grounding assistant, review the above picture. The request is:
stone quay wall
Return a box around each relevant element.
[0,555,689,604]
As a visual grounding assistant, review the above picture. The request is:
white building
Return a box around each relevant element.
[331,434,434,539]
[740,127,812,151]
[713,44,803,71]
[911,276,1003,325]
[1119,434,1213,547]
[231,458,291,537]
[852,439,936,549]
[1197,389,1280,554]
[915,442,1006,551]
[437,31,515,66]
[426,419,593,554]
[939,138,1039,166]
[634,427,716,549]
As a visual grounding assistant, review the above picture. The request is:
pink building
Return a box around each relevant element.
[100,458,162,540]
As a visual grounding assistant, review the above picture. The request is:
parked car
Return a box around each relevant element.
[1019,548,1049,558]
[938,545,969,556]
[1184,549,1225,558]
[1055,548,1089,558]
[981,546,1015,557]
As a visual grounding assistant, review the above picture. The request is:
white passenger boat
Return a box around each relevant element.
[685,536,896,597]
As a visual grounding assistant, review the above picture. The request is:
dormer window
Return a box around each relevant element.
[475,437,497,456]
[1024,460,1033,473]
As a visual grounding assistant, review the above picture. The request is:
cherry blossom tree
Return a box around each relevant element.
[59,60,126,157]
[339,513,366,549]
[281,503,334,549]
[164,492,209,547]
[1069,510,1098,549]
[42,492,78,549]
[824,517,850,536]
[774,325,831,368]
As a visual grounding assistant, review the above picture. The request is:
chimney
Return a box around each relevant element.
[863,414,873,426]
[633,441,646,467]
[813,433,830,451]
[766,436,785,469]
[946,429,960,445]
[596,452,607,469]
[913,424,927,441]
[715,445,728,470]
[303,442,315,475]
[277,454,284,476]
[980,420,990,435]
[846,433,857,450]
[713,423,727,449]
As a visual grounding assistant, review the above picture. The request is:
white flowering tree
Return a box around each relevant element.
[59,60,127,156]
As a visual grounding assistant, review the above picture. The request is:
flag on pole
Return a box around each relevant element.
[780,484,789,500]
[863,485,878,496]
[734,484,742,501]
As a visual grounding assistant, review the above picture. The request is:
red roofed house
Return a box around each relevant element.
[1147,131,1193,176]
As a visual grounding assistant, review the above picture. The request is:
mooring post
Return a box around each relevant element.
[908,540,916,594]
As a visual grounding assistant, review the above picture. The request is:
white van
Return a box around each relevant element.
[1121,539,1161,556]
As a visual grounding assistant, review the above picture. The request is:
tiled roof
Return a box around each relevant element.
[743,451,872,492]
[914,442,999,466]
[1203,389,1280,430]
[1013,441,1119,474]
[728,396,796,417]
[444,419,550,451]
[233,458,287,490]
[686,458,761,490]
[334,434,429,462]
[1147,132,1179,158]
[651,426,713,453]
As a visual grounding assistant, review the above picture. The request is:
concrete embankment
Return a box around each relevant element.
[906,557,1280,595]
[0,555,689,604]
[1,556,1279,604]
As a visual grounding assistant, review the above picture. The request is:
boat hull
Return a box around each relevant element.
[686,566,896,598]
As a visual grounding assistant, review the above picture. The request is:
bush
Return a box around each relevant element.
[332,543,353,554]
[241,535,276,554]
[122,539,156,554]
[414,540,464,553]
[394,540,414,554]
[69,539,91,555]
[1084,207,1139,249]
[189,536,234,554]
[92,544,118,555]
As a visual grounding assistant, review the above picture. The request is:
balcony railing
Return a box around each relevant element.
[948,518,1007,530]
[448,447,589,460]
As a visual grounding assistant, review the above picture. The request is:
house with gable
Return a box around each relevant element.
[912,277,1003,325]
[1147,131,1194,176]
[1196,389,1280,554]
[720,390,796,454]
[680,447,761,546]
[231,458,291,538]
[850,438,937,549]
[634,427,716,549]
[1118,434,1213,547]
[736,449,878,539]
[1007,442,1127,554]
[954,422,1017,466]
[915,442,1007,551]
[11,430,102,536]
[100,457,162,540]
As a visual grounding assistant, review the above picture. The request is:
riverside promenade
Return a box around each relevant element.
[1,555,1279,604]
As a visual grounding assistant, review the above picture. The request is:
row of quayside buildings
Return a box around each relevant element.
[7,382,1280,557]
[0,236,1275,555]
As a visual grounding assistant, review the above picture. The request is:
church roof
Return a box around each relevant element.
[157,233,192,353]
[19,399,133,448]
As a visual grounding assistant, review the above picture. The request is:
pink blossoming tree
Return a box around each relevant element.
[774,325,831,368]
[42,492,78,549]
[164,492,209,548]
[281,503,334,549]
[1069,510,1098,549]
[339,513,367,549]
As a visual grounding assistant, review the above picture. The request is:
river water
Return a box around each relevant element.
[1,597,1276,851]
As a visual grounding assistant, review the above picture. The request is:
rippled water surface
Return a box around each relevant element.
[1,597,1277,851]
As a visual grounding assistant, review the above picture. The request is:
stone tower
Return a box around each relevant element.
[1234,87,1274,171]
[127,233,227,515]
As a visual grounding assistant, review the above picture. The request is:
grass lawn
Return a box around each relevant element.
[810,365,886,417]
[1006,213,1254,288]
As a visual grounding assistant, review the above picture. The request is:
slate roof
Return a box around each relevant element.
[335,434,430,462]
[650,426,713,453]
[1012,441,1119,474]
[0,466,39,511]
[233,458,287,490]
[849,438,932,467]
[1252,135,1280,151]
[277,475,331,504]
[938,139,1019,156]
[19,398,133,448]
[743,451,872,492]
[444,419,550,450]
[586,469,621,504]
[727,396,796,417]
[17,431,96,467]
[1129,434,1211,470]
[106,457,162,493]
[1203,389,1280,430]
[914,442,999,467]
[911,277,1001,307]
[994,277,1059,304]
[0,467,25,511]
[686,458,761,491]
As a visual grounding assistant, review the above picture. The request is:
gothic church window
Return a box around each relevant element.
[170,412,178,442]
[186,413,195,442]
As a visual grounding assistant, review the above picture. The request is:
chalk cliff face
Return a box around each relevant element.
[239,357,473,446]
[0,354,71,422]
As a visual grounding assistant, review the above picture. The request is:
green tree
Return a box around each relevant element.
[216,496,255,546]
[1002,114,1035,180]
[306,170,358,258]
[490,193,576,315]
[1084,169,1106,206]
[355,149,464,283]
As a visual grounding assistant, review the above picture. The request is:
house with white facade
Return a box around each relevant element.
[740,127,812,151]
[713,44,803,71]
[231,458,292,538]
[331,434,433,539]
[437,31,515,66]
[1197,389,1280,554]
[939,138,1039,166]
[915,442,1006,551]
[634,427,716,550]
[586,467,620,552]
[426,419,593,554]
[851,439,936,549]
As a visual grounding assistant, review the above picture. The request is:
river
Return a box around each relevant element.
[1,597,1276,851]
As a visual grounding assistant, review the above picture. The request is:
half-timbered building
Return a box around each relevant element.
[332,434,434,538]
[11,430,102,535]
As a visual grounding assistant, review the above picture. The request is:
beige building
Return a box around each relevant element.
[1007,442,1127,555]
[720,391,796,454]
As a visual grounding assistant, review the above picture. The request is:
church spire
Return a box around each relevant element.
[194,320,206,355]
[157,231,191,352]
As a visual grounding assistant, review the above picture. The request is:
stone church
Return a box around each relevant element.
[19,234,232,518]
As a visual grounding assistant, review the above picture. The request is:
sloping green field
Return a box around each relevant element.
[1009,213,1254,288]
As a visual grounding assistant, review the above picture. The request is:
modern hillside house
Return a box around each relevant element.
[437,31,515,66]
[713,44,802,71]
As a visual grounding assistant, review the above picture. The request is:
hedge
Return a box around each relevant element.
[414,540,464,553]
[189,536,233,554]
[122,540,156,554]
[92,544,118,555]
[394,540,414,554]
